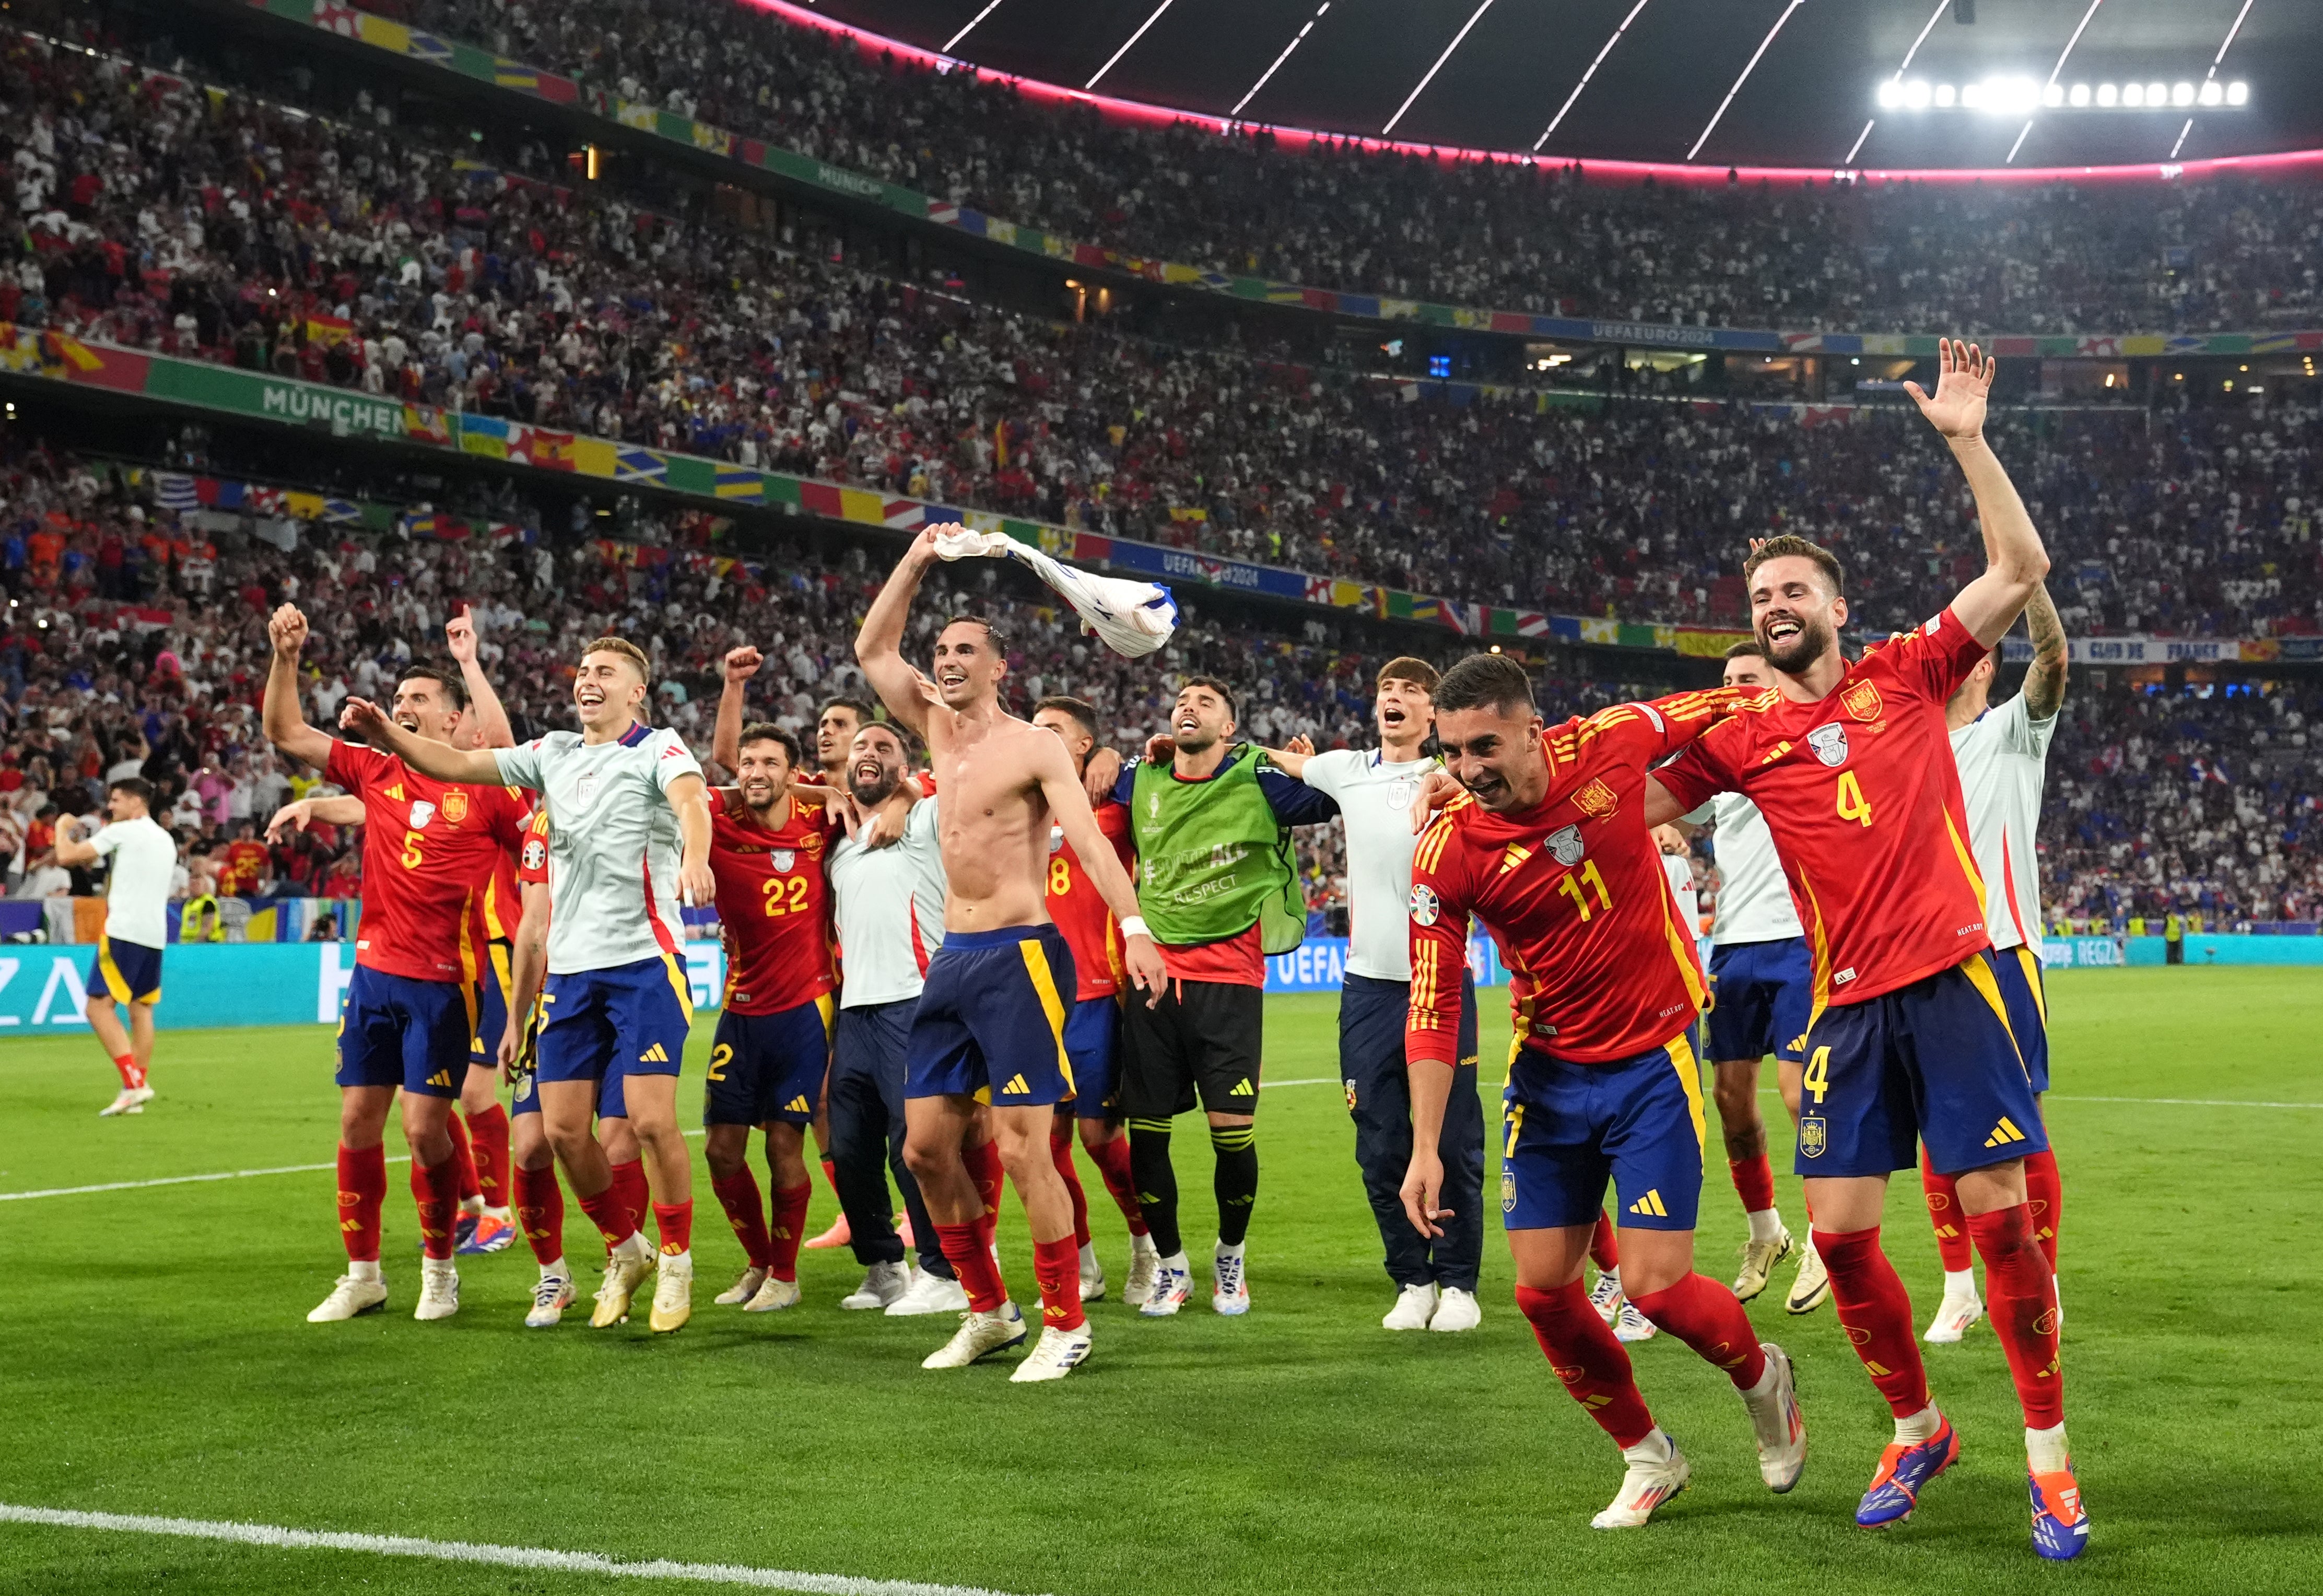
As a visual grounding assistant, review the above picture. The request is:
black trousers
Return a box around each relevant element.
[828,1000,949,1277]
[1340,971,1484,1293]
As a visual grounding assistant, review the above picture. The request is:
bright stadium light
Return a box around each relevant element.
[1933,81,1956,107]
[2069,82,2090,105]
[2172,81,2196,105]
[1904,78,1932,108]
[2044,81,2064,107]
[1877,78,1903,109]
[2096,81,2118,105]
[2122,81,2143,106]
[1960,81,1982,108]
[2199,79,2223,105]
[2145,80,2167,104]
[2226,80,2248,104]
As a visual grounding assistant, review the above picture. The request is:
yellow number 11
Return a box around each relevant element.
[1555,860,1615,921]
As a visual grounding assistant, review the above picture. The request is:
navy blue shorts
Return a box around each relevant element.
[1500,1032,1707,1233]
[469,941,513,1068]
[1795,953,2047,1180]
[537,954,693,1089]
[1991,945,2051,1096]
[337,965,473,1097]
[1706,936,1813,1065]
[905,925,1078,1108]
[1062,995,1122,1116]
[90,935,163,1006]
[706,996,834,1127]
[512,1052,628,1119]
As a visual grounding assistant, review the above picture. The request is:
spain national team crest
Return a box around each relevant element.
[1544,824,1585,866]
[1806,723,1850,767]
[801,831,824,855]
[1798,1116,1828,1158]
[1575,779,1618,819]
[407,799,437,829]
[440,789,470,824]
[770,850,795,874]
[1343,1078,1358,1110]
[1500,1169,1517,1214]
[1841,679,1883,723]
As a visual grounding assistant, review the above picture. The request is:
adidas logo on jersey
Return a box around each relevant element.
[1984,1116,2029,1148]
[638,1043,671,1064]
[1627,1189,1669,1218]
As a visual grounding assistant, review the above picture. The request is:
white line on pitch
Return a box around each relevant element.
[0,1504,1039,1596]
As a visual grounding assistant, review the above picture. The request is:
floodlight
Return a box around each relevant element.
[1961,82,1983,108]
[2069,83,2090,107]
[2199,80,2223,107]
[1877,79,1903,110]
[1904,79,1931,109]
[2096,82,2117,106]
[2172,82,2195,107]
[2144,82,2166,105]
[2044,82,2064,107]
[2122,83,2143,107]
[1934,82,1956,107]
[2226,80,2248,105]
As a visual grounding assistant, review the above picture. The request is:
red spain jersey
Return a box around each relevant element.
[1653,606,1991,1008]
[709,786,835,1015]
[1408,690,1739,1067]
[326,741,527,984]
[1046,800,1136,1001]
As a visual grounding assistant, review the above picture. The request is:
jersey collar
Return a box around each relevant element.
[616,721,653,748]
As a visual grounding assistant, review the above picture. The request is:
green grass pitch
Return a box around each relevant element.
[2,968,2319,1595]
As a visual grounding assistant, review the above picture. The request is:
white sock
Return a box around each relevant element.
[541,1255,568,1280]
[1620,1427,1675,1466]
[1078,1241,1098,1270]
[1743,1354,1781,1401]
[1132,1230,1158,1254]
[485,1205,512,1223]
[1161,1249,1190,1272]
[1747,1207,1786,1245]
[348,1259,382,1283]
[1215,1238,1245,1261]
[1942,1268,1978,1299]
[1894,1404,1943,1447]
[2027,1422,2070,1475]
[1602,1265,1622,1293]
[461,1195,484,1216]
[423,1254,455,1273]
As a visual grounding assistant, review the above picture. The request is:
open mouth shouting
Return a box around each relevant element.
[576,682,606,711]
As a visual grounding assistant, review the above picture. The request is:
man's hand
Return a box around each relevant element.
[723,645,764,684]
[1083,745,1123,806]
[1400,1147,1449,1238]
[338,698,391,739]
[906,524,948,568]
[268,603,308,659]
[861,792,911,850]
[1409,768,1462,832]
[1905,337,1993,443]
[1122,933,1169,1008]
[497,1019,524,1081]
[679,858,716,908]
[1143,732,1176,765]
[444,604,479,664]
[266,800,316,842]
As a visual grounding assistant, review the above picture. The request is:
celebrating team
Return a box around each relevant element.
[162,337,2075,1552]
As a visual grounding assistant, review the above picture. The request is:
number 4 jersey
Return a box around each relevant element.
[707,786,835,1015]
[325,741,529,983]
[1652,606,1993,1010]
[1406,689,1740,1069]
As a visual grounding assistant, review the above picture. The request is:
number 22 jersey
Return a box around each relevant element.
[707,787,835,1015]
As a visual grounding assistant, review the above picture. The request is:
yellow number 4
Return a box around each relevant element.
[1836,770,1873,828]
[1803,1045,1831,1105]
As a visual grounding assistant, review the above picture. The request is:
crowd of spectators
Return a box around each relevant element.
[343,0,2323,335]
[7,33,2319,644]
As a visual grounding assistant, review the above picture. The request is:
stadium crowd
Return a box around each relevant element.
[6,33,2319,641]
[341,0,2323,334]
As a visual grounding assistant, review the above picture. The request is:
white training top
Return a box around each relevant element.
[494,724,700,976]
[1299,748,1438,982]
[1661,851,1699,926]
[1684,792,1803,946]
[90,814,175,949]
[1950,691,2057,957]
[827,798,947,1008]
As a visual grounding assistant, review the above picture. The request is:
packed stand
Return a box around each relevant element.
[331,0,2323,335]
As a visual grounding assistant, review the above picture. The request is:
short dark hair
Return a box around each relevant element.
[818,696,875,726]
[398,663,470,712]
[1178,674,1238,721]
[1433,654,1536,718]
[940,614,1009,655]
[1742,535,1845,598]
[1033,695,1099,741]
[1376,656,1441,694]
[735,722,803,767]
[107,776,156,806]
[853,718,920,766]
[1724,640,1767,661]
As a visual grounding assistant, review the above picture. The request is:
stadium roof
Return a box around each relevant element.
[783,0,2323,175]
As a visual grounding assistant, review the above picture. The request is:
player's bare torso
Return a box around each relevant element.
[928,710,1058,934]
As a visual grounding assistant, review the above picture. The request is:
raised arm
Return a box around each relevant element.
[336,698,507,785]
[262,604,337,771]
[853,527,941,740]
[444,606,514,749]
[52,817,99,869]
[1908,339,2050,647]
[712,645,762,776]
[1032,734,1166,1002]
[2020,582,2068,722]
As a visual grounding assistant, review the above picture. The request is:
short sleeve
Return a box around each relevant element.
[1997,692,2058,758]
[1299,749,1355,800]
[324,738,384,794]
[649,731,703,793]
[1679,801,1714,827]
[1880,606,1989,702]
[494,741,544,792]
[89,826,123,859]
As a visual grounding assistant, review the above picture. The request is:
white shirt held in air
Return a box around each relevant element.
[89,814,177,949]
[494,725,700,975]
[827,797,947,1008]
[1298,748,1438,982]
[1684,793,1803,946]
[1950,691,2057,957]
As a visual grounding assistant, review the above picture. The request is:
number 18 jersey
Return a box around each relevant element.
[708,787,835,1015]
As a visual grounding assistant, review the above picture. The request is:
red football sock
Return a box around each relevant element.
[576,1183,639,1248]
[935,1221,1008,1313]
[1033,1234,1087,1332]
[710,1167,774,1269]
[1629,1273,1769,1389]
[512,1161,565,1265]
[445,1112,481,1206]
[1086,1129,1147,1236]
[465,1104,511,1211]
[1815,1227,1931,1418]
[1514,1282,1655,1448]
[2023,1146,2062,1271]
[652,1199,693,1257]
[768,1181,813,1282]
[410,1154,462,1261]
[335,1143,385,1263]
[1968,1204,2065,1429]
[1919,1146,1973,1273]
[1589,1210,1620,1273]
[1728,1154,1776,1217]
[609,1158,651,1234]
[111,1051,146,1091]
[964,1138,1005,1252]
[1050,1119,1092,1249]
[820,1156,842,1199]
